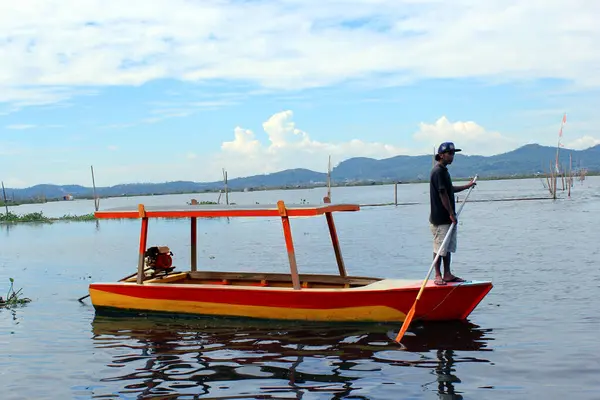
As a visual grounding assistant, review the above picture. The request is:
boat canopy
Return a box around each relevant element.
[94,202,360,219]
[96,200,356,288]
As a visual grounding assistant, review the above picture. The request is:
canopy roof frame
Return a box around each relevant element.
[103,201,360,288]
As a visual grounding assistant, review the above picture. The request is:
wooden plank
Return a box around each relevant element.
[187,271,380,286]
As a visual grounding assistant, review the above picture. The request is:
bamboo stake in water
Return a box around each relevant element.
[549,161,557,199]
[1,181,8,216]
[553,163,557,200]
[222,168,229,205]
[91,165,99,211]
[568,154,573,197]
[327,155,332,201]
[561,163,565,191]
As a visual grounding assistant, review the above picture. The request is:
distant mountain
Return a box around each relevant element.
[4,144,599,201]
[225,168,327,189]
[331,143,600,182]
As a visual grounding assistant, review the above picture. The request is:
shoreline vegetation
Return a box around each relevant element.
[0,211,97,224]
[0,174,590,224]
[4,173,591,206]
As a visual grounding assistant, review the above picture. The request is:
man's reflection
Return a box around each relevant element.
[435,349,463,399]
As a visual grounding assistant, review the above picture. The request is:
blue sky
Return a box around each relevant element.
[1,0,599,188]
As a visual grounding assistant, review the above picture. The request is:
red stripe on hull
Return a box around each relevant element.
[90,281,492,321]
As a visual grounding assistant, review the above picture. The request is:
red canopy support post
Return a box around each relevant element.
[325,212,347,277]
[277,200,301,290]
[137,204,149,285]
[191,217,197,271]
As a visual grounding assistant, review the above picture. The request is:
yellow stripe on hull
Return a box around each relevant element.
[90,289,407,322]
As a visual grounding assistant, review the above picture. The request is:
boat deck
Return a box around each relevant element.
[122,270,426,290]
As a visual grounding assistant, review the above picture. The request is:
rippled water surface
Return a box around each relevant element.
[1,178,600,399]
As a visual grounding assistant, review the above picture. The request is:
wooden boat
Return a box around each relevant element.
[87,201,492,323]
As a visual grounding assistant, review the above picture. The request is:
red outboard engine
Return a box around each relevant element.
[144,246,174,273]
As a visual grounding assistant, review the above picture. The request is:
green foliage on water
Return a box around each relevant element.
[0,278,31,308]
[0,211,50,222]
[0,211,96,224]
[0,200,220,224]
[59,213,97,221]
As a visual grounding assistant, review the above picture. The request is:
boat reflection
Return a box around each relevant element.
[90,315,493,399]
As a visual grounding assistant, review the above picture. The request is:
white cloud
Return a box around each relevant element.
[5,124,36,130]
[212,110,408,177]
[0,178,27,188]
[4,123,66,130]
[565,135,600,150]
[0,0,599,106]
[210,112,600,181]
[412,116,600,154]
[0,86,95,108]
[100,99,240,129]
[209,111,600,180]
[222,127,262,155]
[3,109,597,187]
[141,100,239,123]
[412,116,522,156]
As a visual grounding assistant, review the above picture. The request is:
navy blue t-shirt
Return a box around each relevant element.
[429,163,455,225]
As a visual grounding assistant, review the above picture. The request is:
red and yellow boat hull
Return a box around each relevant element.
[89,279,492,322]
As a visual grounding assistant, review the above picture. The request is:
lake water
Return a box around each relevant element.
[1,177,599,399]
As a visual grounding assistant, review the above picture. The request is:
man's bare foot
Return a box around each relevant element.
[434,276,447,285]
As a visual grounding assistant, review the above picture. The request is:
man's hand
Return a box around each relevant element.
[450,213,457,224]
[468,179,477,188]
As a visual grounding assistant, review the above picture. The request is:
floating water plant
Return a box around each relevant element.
[0,211,96,224]
[0,278,31,308]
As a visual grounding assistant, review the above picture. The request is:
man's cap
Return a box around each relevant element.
[435,142,462,161]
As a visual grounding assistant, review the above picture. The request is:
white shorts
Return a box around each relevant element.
[430,223,457,256]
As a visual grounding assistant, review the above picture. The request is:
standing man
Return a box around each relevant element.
[429,142,476,285]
